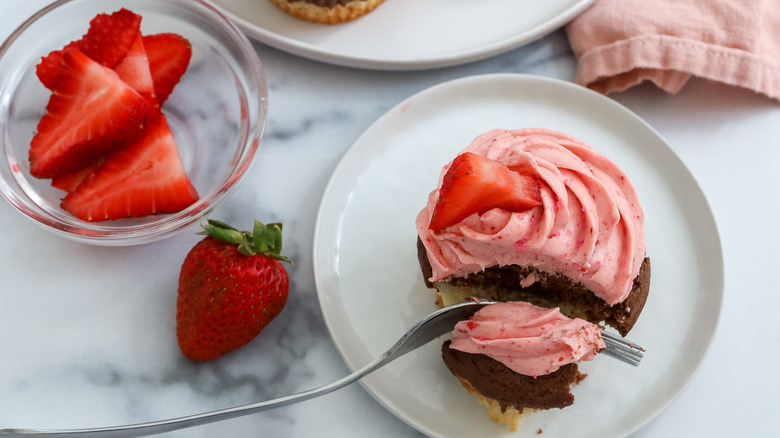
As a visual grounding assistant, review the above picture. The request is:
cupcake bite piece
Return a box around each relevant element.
[442,301,605,431]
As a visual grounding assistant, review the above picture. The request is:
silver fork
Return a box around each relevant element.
[0,301,644,438]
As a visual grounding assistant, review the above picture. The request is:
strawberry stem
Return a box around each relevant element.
[199,219,292,264]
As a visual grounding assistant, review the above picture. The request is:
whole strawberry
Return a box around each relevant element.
[177,219,292,361]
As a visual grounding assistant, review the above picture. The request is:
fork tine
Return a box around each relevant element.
[601,348,642,366]
[600,331,645,366]
[605,346,644,364]
[601,331,646,351]
[604,340,643,358]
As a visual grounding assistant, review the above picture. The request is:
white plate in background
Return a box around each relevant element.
[206,0,594,70]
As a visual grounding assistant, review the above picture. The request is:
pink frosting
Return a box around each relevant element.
[416,128,645,305]
[450,302,605,377]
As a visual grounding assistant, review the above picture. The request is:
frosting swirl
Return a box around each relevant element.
[449,302,605,377]
[416,128,645,305]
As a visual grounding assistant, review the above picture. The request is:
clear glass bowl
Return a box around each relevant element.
[0,0,267,245]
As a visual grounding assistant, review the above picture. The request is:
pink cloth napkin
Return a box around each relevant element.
[566,0,780,101]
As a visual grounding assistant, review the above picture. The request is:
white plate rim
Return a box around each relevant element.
[203,0,595,70]
[312,73,724,437]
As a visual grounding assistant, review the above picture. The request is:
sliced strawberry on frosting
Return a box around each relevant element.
[429,152,542,233]
[114,32,157,103]
[142,33,192,104]
[36,8,142,89]
[61,115,199,222]
[29,49,154,179]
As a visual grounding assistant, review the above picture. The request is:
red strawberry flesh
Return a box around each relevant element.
[114,32,157,103]
[142,33,192,104]
[60,114,198,221]
[429,152,542,233]
[36,8,142,89]
[50,158,104,193]
[29,49,154,179]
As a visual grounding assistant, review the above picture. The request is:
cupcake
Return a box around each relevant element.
[268,0,386,24]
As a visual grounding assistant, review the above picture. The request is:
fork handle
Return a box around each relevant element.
[0,355,388,438]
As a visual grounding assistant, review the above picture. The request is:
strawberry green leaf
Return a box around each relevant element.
[253,221,283,255]
[200,222,244,246]
[200,219,292,264]
[205,219,238,232]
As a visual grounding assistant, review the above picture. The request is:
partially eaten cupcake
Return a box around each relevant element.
[415,128,651,430]
[268,0,386,24]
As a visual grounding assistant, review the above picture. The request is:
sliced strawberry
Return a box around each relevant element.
[51,158,105,193]
[29,49,154,179]
[36,8,142,89]
[61,115,199,222]
[78,8,143,67]
[429,152,542,233]
[142,33,192,104]
[35,41,79,90]
[114,32,157,103]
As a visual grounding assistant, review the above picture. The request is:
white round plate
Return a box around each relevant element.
[204,0,594,70]
[312,74,723,437]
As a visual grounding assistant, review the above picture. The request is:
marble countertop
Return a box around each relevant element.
[1,2,778,437]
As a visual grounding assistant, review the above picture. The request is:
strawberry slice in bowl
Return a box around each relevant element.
[142,33,192,105]
[36,8,142,90]
[114,31,158,103]
[29,48,157,179]
[61,115,199,222]
[50,158,106,193]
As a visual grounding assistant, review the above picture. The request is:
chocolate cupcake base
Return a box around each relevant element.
[442,340,585,431]
[418,238,650,336]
